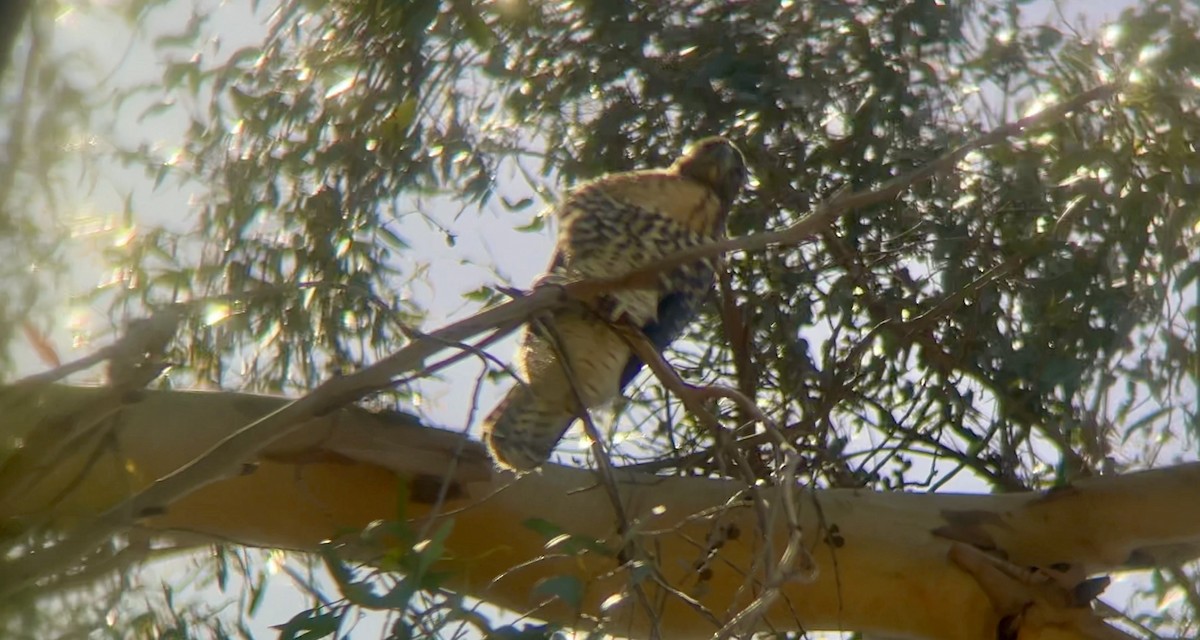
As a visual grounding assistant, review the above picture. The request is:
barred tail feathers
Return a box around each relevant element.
[484,311,633,470]
[482,383,576,471]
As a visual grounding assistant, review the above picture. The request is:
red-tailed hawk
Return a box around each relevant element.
[482,138,747,470]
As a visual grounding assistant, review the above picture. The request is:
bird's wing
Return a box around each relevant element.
[554,170,726,389]
[618,287,712,389]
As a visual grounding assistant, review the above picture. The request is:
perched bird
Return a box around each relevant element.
[482,137,747,471]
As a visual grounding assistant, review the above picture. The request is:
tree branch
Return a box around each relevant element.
[3,385,1196,639]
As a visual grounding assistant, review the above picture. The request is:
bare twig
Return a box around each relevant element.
[534,315,664,639]
[614,324,748,476]
[0,308,183,506]
[714,450,813,640]
[948,543,1137,640]
[614,324,811,634]
[11,306,181,389]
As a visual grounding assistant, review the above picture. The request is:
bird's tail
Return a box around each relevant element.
[482,384,576,471]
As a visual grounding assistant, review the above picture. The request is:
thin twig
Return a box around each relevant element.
[0,308,183,505]
[714,451,811,639]
[534,315,664,639]
[614,323,799,633]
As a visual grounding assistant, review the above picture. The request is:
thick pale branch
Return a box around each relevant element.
[0,298,537,595]
[3,386,1197,640]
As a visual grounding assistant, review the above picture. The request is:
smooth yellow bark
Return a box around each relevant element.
[4,386,1196,639]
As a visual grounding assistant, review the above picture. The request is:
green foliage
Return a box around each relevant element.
[3,0,1199,637]
[0,1,98,374]
[523,517,615,557]
[12,0,1199,485]
[0,553,257,640]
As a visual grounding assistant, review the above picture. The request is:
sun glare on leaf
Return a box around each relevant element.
[600,592,625,612]
[957,149,983,173]
[204,303,232,326]
[325,75,357,99]
[67,307,91,332]
[98,267,130,289]
[67,307,95,350]
[68,214,115,239]
[1137,42,1166,65]
[1022,92,1059,119]
[54,5,76,23]
[1102,24,1122,48]
[267,549,286,575]
[112,226,137,248]
[492,0,525,17]
[1158,585,1185,611]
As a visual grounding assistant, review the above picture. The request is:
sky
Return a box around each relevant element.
[16,0,1176,636]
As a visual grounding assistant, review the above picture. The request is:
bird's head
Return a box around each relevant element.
[673,137,748,208]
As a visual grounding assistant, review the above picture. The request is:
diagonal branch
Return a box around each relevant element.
[569,83,1118,300]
